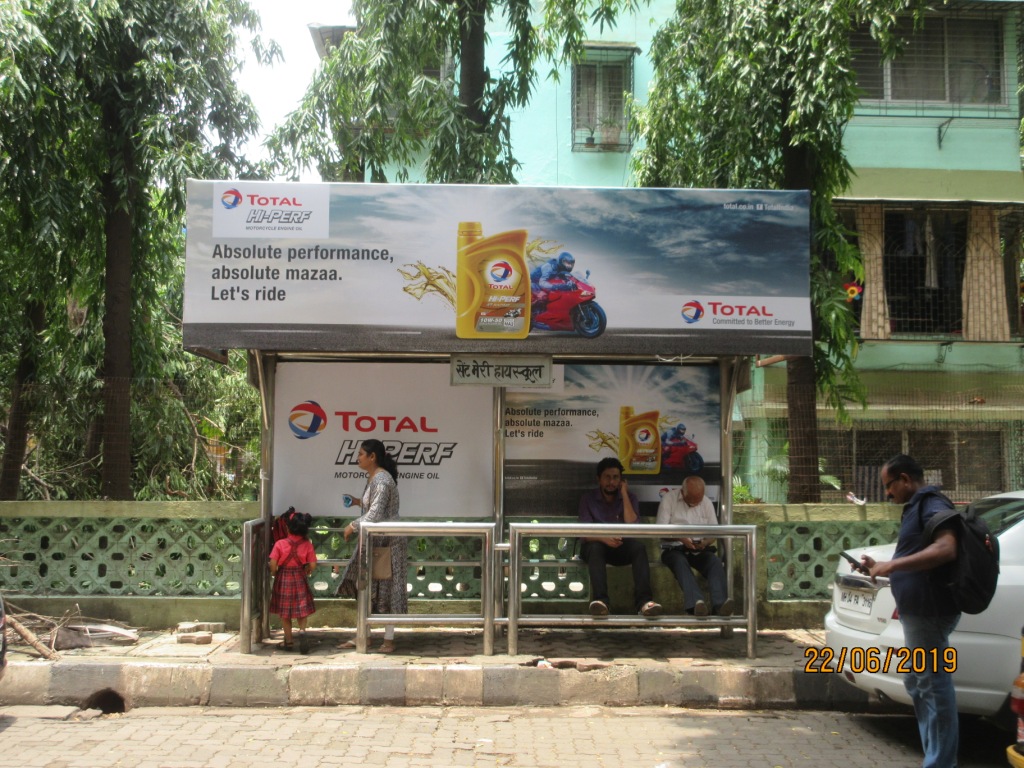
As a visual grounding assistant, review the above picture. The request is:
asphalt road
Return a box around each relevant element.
[0,704,1012,767]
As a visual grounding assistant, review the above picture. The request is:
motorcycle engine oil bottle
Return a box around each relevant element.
[618,406,662,474]
[455,222,530,339]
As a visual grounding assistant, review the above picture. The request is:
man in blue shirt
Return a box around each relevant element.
[578,457,662,617]
[860,454,960,768]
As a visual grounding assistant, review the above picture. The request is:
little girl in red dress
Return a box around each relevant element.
[269,509,316,651]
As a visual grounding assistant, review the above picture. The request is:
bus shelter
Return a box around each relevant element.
[183,181,812,654]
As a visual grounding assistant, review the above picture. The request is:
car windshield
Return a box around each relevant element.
[972,495,1024,536]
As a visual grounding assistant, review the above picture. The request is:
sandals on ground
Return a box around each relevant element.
[337,639,357,649]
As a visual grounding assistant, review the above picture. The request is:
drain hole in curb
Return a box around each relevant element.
[83,688,127,714]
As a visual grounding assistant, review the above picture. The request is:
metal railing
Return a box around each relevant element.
[240,518,269,653]
[504,523,758,658]
[354,521,497,655]
[243,519,759,657]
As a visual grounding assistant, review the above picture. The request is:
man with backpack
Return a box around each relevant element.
[860,454,960,768]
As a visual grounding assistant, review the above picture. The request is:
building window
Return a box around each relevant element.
[882,210,967,335]
[572,45,636,151]
[852,16,1004,107]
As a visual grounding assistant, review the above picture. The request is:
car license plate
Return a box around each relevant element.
[839,588,874,614]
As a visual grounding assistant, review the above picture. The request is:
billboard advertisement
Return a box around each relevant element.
[503,363,721,518]
[272,362,493,518]
[184,181,811,356]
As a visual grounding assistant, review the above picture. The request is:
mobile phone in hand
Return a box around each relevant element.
[840,550,869,574]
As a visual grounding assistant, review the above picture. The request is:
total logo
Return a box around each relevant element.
[289,405,441,436]
[489,261,513,283]
[222,190,306,209]
[289,401,328,439]
[680,301,704,324]
[487,260,516,291]
[681,299,776,323]
[635,427,654,444]
[212,183,328,239]
[221,188,243,209]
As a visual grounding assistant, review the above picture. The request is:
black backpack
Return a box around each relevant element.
[921,493,1000,615]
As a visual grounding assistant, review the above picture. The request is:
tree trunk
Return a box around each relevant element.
[101,191,134,500]
[781,117,821,503]
[0,300,46,499]
[457,0,488,129]
[786,356,820,502]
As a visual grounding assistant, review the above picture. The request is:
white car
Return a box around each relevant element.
[825,490,1024,721]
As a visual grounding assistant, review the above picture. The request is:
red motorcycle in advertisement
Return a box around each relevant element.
[661,424,704,473]
[530,271,607,338]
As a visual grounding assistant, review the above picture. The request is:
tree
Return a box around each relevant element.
[0,0,272,498]
[269,0,644,184]
[631,0,920,501]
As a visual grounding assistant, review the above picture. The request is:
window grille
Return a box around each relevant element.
[852,11,1007,116]
[882,209,968,335]
[818,425,1007,502]
[571,45,636,151]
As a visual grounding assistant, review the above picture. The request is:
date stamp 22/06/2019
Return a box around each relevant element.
[804,646,957,674]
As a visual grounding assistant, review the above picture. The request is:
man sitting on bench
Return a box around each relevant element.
[656,475,734,617]
[577,457,662,618]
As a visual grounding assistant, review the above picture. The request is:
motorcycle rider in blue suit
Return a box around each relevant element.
[530,251,576,311]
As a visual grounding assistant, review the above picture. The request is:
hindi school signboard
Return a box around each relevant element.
[450,355,552,387]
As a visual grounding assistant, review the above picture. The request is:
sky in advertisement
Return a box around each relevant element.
[324,185,810,299]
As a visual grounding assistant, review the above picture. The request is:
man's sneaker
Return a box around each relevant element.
[692,600,709,617]
[639,601,663,617]
[715,598,735,617]
[589,600,609,616]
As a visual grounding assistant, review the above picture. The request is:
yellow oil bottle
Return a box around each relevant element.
[455,222,530,339]
[618,406,661,474]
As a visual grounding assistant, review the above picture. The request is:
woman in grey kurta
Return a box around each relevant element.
[337,438,408,653]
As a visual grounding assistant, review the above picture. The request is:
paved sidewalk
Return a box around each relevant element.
[0,625,874,711]
[0,705,1010,768]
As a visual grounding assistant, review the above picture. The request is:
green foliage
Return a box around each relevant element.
[731,477,761,504]
[759,442,842,492]
[0,0,271,499]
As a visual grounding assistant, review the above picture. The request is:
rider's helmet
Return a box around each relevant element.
[557,251,575,271]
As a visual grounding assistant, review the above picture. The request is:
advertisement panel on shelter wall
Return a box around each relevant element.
[503,364,721,519]
[272,362,493,518]
[184,181,811,356]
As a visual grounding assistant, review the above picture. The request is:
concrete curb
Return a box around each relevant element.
[0,628,889,712]
[0,658,871,710]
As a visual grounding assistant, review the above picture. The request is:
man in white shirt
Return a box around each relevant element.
[655,475,733,616]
